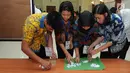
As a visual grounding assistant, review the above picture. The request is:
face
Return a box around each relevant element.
[61,10,71,22]
[82,26,90,30]
[44,19,53,32]
[94,14,105,24]
[45,24,53,32]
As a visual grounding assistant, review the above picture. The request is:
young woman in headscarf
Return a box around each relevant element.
[73,10,99,62]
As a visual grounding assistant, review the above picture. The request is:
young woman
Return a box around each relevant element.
[73,10,98,61]
[55,1,75,63]
[88,4,129,59]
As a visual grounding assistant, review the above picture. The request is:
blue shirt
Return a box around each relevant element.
[98,14,126,53]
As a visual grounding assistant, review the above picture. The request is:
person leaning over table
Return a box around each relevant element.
[21,11,63,70]
[56,1,75,64]
[72,10,99,61]
[88,4,129,60]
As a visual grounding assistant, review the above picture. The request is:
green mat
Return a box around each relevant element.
[64,57,105,70]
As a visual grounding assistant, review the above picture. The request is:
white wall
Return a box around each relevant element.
[34,0,43,9]
[80,0,92,12]
[122,0,130,9]
[105,1,115,9]
[34,0,94,12]
[34,0,80,12]
[0,41,28,58]
[92,0,115,9]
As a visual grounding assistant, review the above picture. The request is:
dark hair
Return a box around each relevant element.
[78,10,95,27]
[110,7,117,13]
[92,4,111,24]
[59,1,74,24]
[74,11,79,16]
[46,11,63,30]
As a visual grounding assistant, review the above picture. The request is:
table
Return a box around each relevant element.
[0,59,129,73]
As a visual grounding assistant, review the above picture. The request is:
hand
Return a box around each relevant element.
[66,53,73,64]
[40,60,52,70]
[51,52,57,59]
[75,56,80,63]
[87,46,94,54]
[90,49,100,55]
[88,53,92,62]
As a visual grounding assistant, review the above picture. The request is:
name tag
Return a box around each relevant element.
[83,45,89,54]
[65,41,70,50]
[45,47,52,57]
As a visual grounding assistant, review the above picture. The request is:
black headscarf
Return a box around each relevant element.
[78,10,95,34]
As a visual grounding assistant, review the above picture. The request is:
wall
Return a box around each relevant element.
[34,0,80,12]
[34,0,43,9]
[42,0,59,11]
[0,0,30,40]
[80,0,92,12]
[105,1,115,9]
[122,0,130,8]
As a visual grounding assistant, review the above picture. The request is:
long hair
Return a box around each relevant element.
[59,1,74,24]
[92,4,111,25]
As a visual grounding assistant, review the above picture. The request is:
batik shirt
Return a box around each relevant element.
[23,13,48,52]
[72,24,99,48]
[98,14,126,53]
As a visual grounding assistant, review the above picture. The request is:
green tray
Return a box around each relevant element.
[64,57,105,70]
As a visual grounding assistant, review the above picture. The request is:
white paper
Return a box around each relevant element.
[67,61,82,68]
[90,63,100,68]
[83,45,89,54]
[82,60,88,63]
[45,47,52,57]
[65,41,70,50]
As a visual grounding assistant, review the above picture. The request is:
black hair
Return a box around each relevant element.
[110,7,117,13]
[46,11,63,30]
[78,10,95,27]
[59,1,74,24]
[74,11,79,16]
[92,4,111,25]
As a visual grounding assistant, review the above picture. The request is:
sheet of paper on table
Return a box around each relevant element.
[64,57,105,70]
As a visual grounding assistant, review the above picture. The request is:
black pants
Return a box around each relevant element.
[33,45,49,59]
[56,43,74,58]
[100,39,129,59]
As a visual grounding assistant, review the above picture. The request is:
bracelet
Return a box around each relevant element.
[95,49,100,53]
[76,56,80,58]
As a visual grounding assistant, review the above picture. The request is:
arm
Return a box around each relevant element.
[75,47,79,58]
[59,44,71,57]
[47,32,53,51]
[59,43,72,63]
[89,36,104,49]
[47,32,57,59]
[22,40,45,64]
[90,42,112,55]
[75,47,80,63]
[22,16,51,70]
